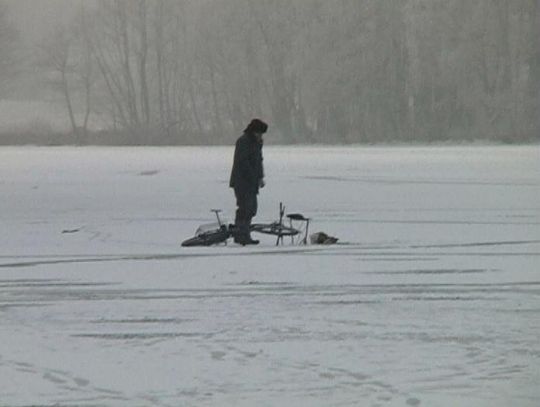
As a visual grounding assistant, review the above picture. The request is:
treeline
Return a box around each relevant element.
[4,0,540,144]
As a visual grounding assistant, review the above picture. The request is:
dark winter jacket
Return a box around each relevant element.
[229,132,264,194]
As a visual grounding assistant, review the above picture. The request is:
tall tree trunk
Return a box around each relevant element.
[534,0,540,138]
[138,0,150,128]
[117,3,139,133]
[155,1,166,137]
[91,43,129,128]
[209,64,223,138]
[61,70,78,140]
[80,4,92,143]
[82,75,91,142]
[188,75,204,138]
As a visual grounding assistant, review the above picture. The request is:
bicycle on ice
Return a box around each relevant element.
[181,203,311,247]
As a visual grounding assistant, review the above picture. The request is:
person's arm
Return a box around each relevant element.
[258,149,265,188]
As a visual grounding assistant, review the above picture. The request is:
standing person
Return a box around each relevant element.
[229,119,268,245]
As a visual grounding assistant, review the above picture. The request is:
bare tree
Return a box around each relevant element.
[0,2,19,96]
[33,0,539,144]
[41,25,79,139]
[40,5,96,144]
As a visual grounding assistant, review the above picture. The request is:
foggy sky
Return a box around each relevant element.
[1,0,538,145]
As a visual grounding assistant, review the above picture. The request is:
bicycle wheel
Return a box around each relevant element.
[251,223,299,237]
[181,228,230,247]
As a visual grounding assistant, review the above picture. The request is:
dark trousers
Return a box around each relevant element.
[234,189,258,235]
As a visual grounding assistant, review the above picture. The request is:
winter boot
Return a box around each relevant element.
[244,219,259,245]
[233,220,249,245]
[244,235,260,245]
[233,220,259,245]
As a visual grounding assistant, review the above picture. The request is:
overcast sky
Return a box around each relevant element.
[6,0,80,44]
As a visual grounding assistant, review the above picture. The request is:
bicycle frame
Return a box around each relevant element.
[181,203,309,247]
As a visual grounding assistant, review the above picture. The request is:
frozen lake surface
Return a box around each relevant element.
[1,145,539,406]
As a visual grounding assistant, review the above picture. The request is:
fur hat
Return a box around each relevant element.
[244,118,268,134]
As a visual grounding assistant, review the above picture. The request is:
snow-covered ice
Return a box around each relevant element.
[0,145,539,406]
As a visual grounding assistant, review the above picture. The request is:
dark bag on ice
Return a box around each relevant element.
[310,231,338,245]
